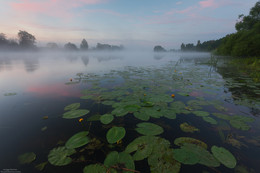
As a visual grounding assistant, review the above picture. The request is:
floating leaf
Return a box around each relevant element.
[64,103,80,111]
[212,113,231,120]
[203,117,218,125]
[124,104,141,112]
[4,92,17,96]
[104,151,119,167]
[100,114,114,124]
[174,137,207,149]
[80,95,94,100]
[65,131,90,149]
[180,122,199,133]
[18,152,36,164]
[111,107,128,117]
[83,164,107,173]
[87,114,101,121]
[48,146,76,166]
[135,122,164,136]
[211,146,237,168]
[161,109,177,119]
[106,127,126,144]
[173,148,199,165]
[35,161,48,171]
[125,136,156,161]
[104,151,135,171]
[133,112,150,121]
[193,111,209,117]
[62,109,89,119]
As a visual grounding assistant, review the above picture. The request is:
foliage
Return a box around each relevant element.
[153,45,166,52]
[18,152,36,164]
[80,39,89,50]
[48,146,76,166]
[211,146,237,168]
[64,42,78,51]
[18,30,36,49]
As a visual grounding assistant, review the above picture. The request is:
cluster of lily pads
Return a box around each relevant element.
[18,61,257,172]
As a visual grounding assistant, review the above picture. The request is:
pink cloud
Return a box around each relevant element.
[199,0,218,8]
[9,0,107,18]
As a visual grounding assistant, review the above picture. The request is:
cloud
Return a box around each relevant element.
[9,0,108,18]
[176,1,182,5]
[199,0,218,8]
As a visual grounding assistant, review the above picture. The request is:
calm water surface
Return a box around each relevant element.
[0,52,259,173]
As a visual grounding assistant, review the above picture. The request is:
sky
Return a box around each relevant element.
[0,0,258,50]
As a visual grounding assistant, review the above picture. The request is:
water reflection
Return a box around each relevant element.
[153,54,165,60]
[81,56,89,66]
[23,57,39,72]
[95,55,123,62]
[0,56,12,71]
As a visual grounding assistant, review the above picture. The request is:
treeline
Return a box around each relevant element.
[180,1,260,57]
[0,30,124,51]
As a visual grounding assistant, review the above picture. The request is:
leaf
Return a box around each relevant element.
[202,117,218,125]
[180,122,199,133]
[62,109,89,119]
[229,120,250,131]
[193,111,210,117]
[100,114,114,124]
[161,109,177,119]
[4,92,17,96]
[87,114,101,121]
[18,152,36,164]
[64,103,80,111]
[104,151,119,167]
[125,136,156,161]
[111,107,128,117]
[124,104,141,112]
[106,127,126,144]
[48,146,76,166]
[35,161,48,171]
[83,164,107,173]
[173,148,199,165]
[133,112,150,121]
[211,146,237,168]
[104,151,135,171]
[65,131,90,149]
[135,122,164,136]
[174,137,208,149]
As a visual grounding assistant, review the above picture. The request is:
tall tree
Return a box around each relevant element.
[235,1,260,31]
[64,42,78,51]
[80,39,88,50]
[18,30,36,49]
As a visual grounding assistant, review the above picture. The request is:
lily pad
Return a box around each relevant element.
[135,122,164,136]
[174,137,208,149]
[180,122,199,133]
[193,111,209,117]
[111,107,128,117]
[83,164,107,173]
[87,114,101,121]
[18,152,36,164]
[35,161,48,171]
[64,103,80,111]
[48,146,76,166]
[229,120,250,131]
[62,109,89,119]
[125,136,156,161]
[124,104,141,112]
[4,92,17,96]
[173,148,199,165]
[104,151,135,171]
[211,146,237,168]
[100,114,114,124]
[133,112,150,121]
[203,117,218,125]
[65,131,90,149]
[106,127,126,144]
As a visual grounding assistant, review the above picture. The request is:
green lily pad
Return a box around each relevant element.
[18,152,36,164]
[87,114,101,121]
[229,120,250,131]
[174,137,208,149]
[4,92,17,96]
[104,151,135,171]
[65,131,90,149]
[133,112,150,121]
[212,113,231,120]
[100,114,114,124]
[193,111,209,117]
[111,107,128,117]
[161,109,177,119]
[62,109,89,119]
[48,146,76,166]
[125,136,156,161]
[35,161,48,171]
[211,146,237,168]
[64,103,80,111]
[203,117,218,125]
[135,122,164,136]
[83,164,107,173]
[80,95,94,100]
[180,122,199,133]
[106,127,126,144]
[124,104,141,112]
[173,148,199,165]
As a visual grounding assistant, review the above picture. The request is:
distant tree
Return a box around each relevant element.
[196,40,201,51]
[153,45,166,52]
[64,42,78,51]
[96,43,111,50]
[80,39,88,50]
[46,42,59,49]
[235,1,260,31]
[18,30,36,49]
[0,33,8,47]
[8,39,19,49]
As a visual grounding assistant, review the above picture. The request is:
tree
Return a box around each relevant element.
[181,43,185,51]
[153,45,166,52]
[46,42,59,49]
[80,39,88,50]
[64,42,78,51]
[0,33,8,46]
[18,30,36,49]
[235,1,260,31]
